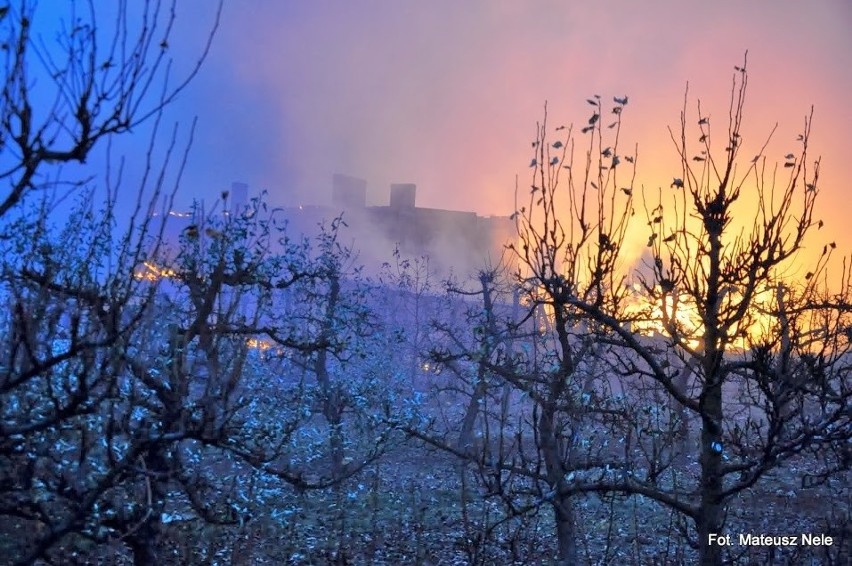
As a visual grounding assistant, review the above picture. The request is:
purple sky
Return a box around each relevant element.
[32,1,852,266]
[182,2,848,195]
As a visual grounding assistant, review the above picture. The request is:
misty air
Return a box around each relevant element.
[0,1,850,565]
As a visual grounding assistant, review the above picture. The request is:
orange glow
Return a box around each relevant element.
[624,283,785,351]
[197,2,851,256]
[134,261,177,282]
[246,337,272,350]
[246,337,283,357]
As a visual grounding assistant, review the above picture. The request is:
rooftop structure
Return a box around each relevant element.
[151,177,516,279]
[292,175,516,277]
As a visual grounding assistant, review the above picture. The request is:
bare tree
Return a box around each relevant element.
[0,2,224,562]
[592,59,850,565]
[130,200,408,558]
[412,59,850,565]
[403,87,637,563]
[0,185,411,563]
[0,0,221,216]
[508,59,850,565]
[0,179,184,563]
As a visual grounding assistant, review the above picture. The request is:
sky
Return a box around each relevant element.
[21,0,852,270]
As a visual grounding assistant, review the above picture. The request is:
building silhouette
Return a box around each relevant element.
[150,176,516,279]
[292,174,516,277]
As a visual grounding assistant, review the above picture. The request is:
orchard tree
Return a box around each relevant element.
[0,2,418,563]
[1,187,410,563]
[412,93,638,564]
[0,1,216,561]
[0,0,221,216]
[123,202,406,563]
[510,60,851,565]
[415,59,850,565]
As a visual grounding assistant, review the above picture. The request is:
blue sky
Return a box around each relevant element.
[15,0,852,264]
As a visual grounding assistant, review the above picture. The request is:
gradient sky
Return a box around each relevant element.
[34,1,852,267]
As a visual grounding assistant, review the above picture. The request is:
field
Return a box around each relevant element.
[8,433,843,566]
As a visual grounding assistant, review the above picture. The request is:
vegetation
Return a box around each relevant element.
[0,3,848,564]
[416,57,851,565]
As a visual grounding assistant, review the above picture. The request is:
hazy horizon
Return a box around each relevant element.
[16,0,852,275]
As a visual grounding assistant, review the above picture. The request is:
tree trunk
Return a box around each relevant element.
[539,398,578,565]
[128,524,161,566]
[457,365,487,454]
[697,199,727,566]
[552,496,579,565]
[697,382,725,566]
[129,447,171,566]
[458,272,498,454]
[672,359,695,465]
[316,276,345,476]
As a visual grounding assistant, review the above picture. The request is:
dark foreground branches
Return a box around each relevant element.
[0,24,849,565]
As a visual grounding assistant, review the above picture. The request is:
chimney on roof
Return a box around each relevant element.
[390,183,416,210]
[332,173,367,209]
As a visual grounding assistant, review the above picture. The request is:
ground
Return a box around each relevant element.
[14,441,846,565]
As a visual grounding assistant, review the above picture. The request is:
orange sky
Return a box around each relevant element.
[159,0,852,270]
